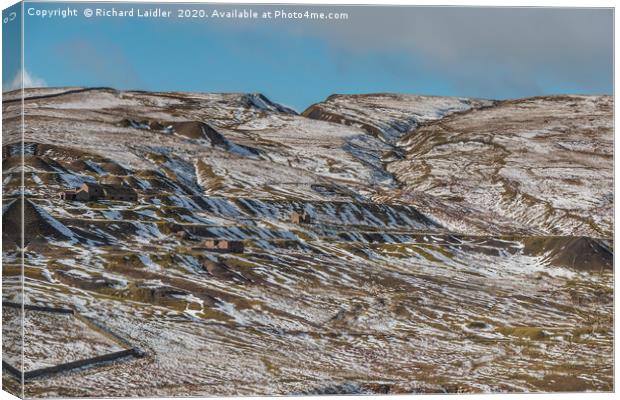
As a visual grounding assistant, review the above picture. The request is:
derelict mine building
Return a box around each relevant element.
[60,182,138,202]
[291,211,312,224]
[203,239,245,253]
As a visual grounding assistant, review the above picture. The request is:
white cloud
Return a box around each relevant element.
[3,69,47,92]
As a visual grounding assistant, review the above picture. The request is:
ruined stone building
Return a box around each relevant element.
[290,211,312,224]
[203,239,245,253]
[60,182,138,202]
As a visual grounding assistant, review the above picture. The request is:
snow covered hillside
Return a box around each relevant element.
[2,88,613,396]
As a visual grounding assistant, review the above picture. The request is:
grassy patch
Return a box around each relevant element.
[87,202,109,209]
[496,326,548,340]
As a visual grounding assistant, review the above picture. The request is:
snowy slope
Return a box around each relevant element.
[388,95,613,238]
[1,88,613,396]
[303,93,494,142]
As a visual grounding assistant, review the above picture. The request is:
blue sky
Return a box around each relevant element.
[7,2,614,111]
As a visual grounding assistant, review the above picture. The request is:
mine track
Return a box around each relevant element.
[2,87,117,104]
